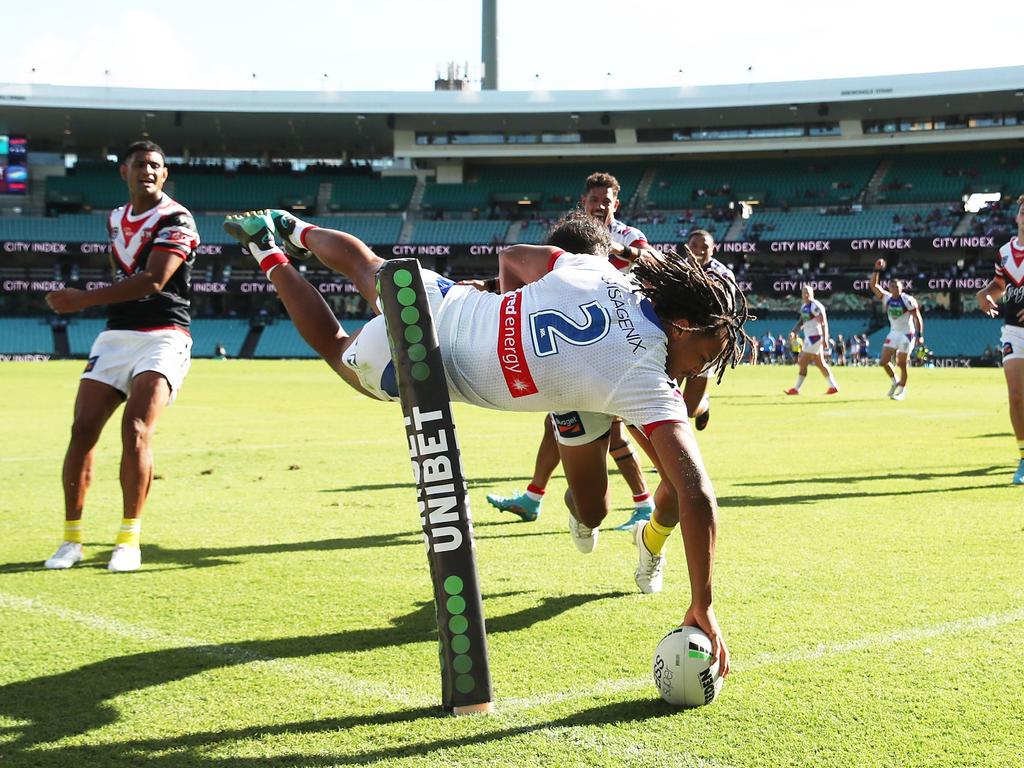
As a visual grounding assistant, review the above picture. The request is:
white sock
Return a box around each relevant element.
[827,374,838,388]
[794,374,806,390]
[288,216,316,249]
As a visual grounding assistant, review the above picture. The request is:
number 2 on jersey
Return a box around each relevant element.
[529,301,610,357]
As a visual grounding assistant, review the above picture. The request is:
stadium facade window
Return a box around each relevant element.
[414,130,613,145]
[636,123,838,142]
[864,112,1023,134]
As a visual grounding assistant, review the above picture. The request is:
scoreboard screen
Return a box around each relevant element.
[0,135,27,194]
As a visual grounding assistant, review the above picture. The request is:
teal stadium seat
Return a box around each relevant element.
[254,319,366,358]
[0,317,55,353]
[646,157,879,209]
[878,150,1024,204]
[740,207,955,241]
[189,319,252,358]
[421,163,645,213]
[327,177,415,212]
[410,219,510,245]
[66,318,108,355]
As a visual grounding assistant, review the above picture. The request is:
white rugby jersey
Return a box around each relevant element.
[799,300,826,339]
[879,291,918,334]
[607,217,649,273]
[995,237,1024,329]
[435,251,685,434]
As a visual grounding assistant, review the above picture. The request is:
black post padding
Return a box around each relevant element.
[377,259,493,712]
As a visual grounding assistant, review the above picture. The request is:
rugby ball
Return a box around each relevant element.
[652,626,723,707]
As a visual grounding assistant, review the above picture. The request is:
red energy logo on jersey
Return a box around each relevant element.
[498,291,539,398]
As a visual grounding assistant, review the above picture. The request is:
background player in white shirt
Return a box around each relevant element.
[870,258,924,401]
[976,193,1024,484]
[784,285,840,395]
[225,208,753,675]
[488,172,660,529]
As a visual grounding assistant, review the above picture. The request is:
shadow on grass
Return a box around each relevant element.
[320,475,536,493]
[720,482,1007,509]
[15,695,678,767]
[0,589,630,756]
[732,464,1006,488]
[6,696,676,767]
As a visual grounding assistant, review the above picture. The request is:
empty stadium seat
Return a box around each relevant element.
[0,317,55,353]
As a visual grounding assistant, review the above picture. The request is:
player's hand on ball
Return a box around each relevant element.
[874,258,886,271]
[682,603,729,678]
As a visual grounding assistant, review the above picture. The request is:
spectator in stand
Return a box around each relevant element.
[774,334,786,365]
[859,334,871,365]
[788,331,802,361]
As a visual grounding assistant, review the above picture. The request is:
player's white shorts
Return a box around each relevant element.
[341,270,465,402]
[548,410,616,447]
[83,328,192,403]
[883,331,916,355]
[1000,325,1024,363]
[802,335,823,356]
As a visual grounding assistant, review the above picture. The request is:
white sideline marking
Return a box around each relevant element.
[0,592,430,707]
[502,605,1024,711]
[539,728,737,768]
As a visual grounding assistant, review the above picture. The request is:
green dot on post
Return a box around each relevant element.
[400,306,420,325]
[453,655,472,674]
[448,615,468,634]
[397,287,416,306]
[444,575,464,595]
[455,674,475,694]
[393,269,413,287]
[446,595,466,614]
[451,635,470,654]
[411,362,430,381]
[408,344,427,362]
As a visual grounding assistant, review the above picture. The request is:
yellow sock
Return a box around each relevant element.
[64,520,83,545]
[642,516,675,556]
[1018,440,1024,460]
[115,518,141,548]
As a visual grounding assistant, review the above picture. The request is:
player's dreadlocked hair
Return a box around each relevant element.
[632,247,755,384]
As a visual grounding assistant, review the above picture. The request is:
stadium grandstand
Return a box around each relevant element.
[1,66,1022,360]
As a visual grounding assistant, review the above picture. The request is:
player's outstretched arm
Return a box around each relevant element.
[498,244,560,292]
[45,250,182,314]
[869,258,887,299]
[647,421,729,677]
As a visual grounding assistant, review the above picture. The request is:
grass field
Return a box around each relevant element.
[2,360,1023,768]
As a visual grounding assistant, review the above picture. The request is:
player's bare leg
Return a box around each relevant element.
[880,346,900,397]
[890,350,911,400]
[302,228,385,309]
[487,416,558,521]
[119,372,170,520]
[785,352,813,394]
[683,375,712,431]
[45,380,123,569]
[559,436,611,553]
[1003,359,1024,484]
[814,350,840,394]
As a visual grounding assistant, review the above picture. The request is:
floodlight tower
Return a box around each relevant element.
[482,0,498,90]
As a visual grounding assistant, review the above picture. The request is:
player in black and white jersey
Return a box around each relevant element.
[976,194,1024,484]
[487,172,662,531]
[43,140,199,572]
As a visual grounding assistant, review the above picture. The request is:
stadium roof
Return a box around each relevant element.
[2,66,1022,159]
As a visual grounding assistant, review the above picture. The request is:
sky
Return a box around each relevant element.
[3,0,1020,93]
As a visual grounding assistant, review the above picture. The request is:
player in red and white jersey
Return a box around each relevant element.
[869,258,924,401]
[43,140,199,573]
[488,172,660,530]
[225,208,752,674]
[784,285,840,396]
[976,193,1024,484]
